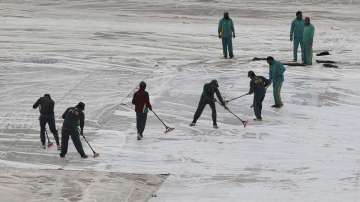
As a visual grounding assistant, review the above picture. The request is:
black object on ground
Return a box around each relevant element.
[323,63,339,68]
[252,57,267,61]
[316,51,331,56]
[283,62,306,66]
[316,60,336,64]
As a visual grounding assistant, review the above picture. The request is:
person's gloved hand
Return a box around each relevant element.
[233,34,236,38]
[80,129,84,136]
[218,34,221,39]
[290,36,293,41]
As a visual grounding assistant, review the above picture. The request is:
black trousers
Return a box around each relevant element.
[60,127,86,157]
[253,92,265,119]
[192,100,217,125]
[136,112,147,135]
[39,114,59,145]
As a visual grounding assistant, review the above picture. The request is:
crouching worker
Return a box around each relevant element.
[247,71,271,121]
[60,102,87,159]
[190,80,227,129]
[132,81,152,140]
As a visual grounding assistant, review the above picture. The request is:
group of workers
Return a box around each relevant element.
[32,11,314,156]
[33,95,88,158]
[290,11,316,64]
[131,55,285,137]
[219,11,315,65]
[190,56,285,128]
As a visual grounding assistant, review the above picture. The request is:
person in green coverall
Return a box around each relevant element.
[290,11,304,62]
[303,17,315,65]
[218,12,235,59]
[267,56,286,108]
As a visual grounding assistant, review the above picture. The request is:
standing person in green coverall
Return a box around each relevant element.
[218,12,235,59]
[290,11,305,62]
[303,17,315,65]
[267,56,286,108]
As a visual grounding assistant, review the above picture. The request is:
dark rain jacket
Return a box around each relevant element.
[62,107,84,131]
[201,82,225,105]
[248,76,271,96]
[33,96,55,115]
[132,89,152,113]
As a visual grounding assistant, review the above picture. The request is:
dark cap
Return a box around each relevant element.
[266,56,274,61]
[139,81,146,90]
[210,79,219,87]
[76,102,85,110]
[224,12,229,19]
[248,71,256,78]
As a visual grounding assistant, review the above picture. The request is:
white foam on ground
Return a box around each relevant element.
[1,0,360,201]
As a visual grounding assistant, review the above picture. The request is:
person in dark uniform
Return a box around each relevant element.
[247,71,271,121]
[60,102,87,158]
[132,81,152,140]
[190,80,227,128]
[33,94,60,149]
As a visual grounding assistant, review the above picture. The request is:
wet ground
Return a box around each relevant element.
[1,0,360,201]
